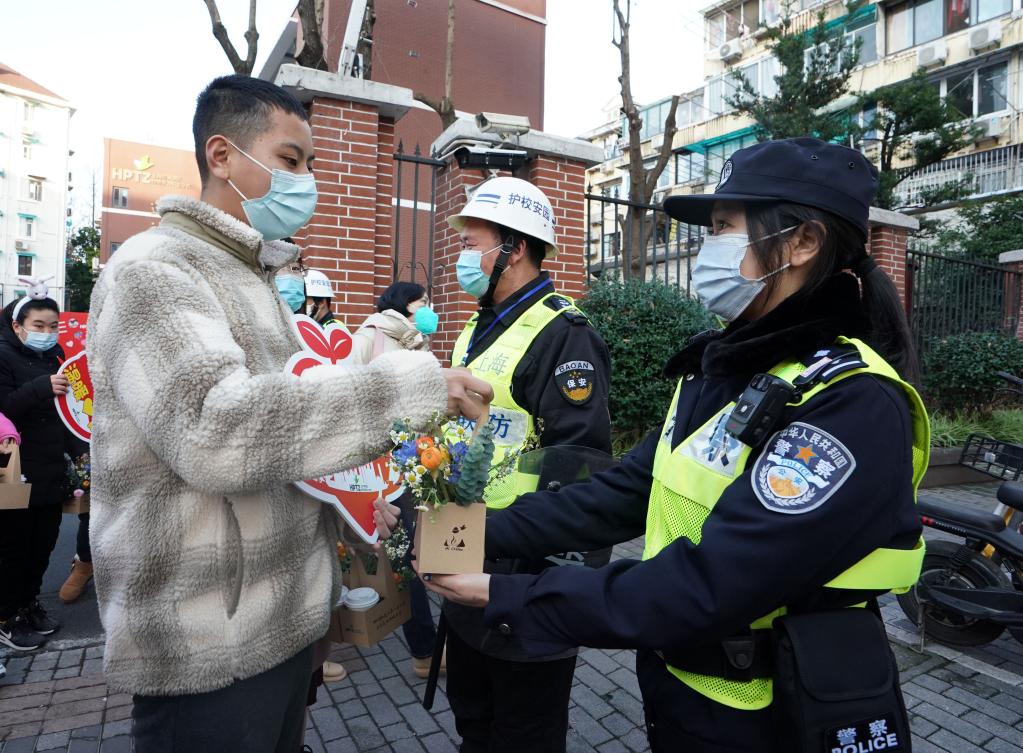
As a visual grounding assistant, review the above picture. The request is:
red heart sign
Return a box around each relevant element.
[54,351,93,443]
[285,315,398,544]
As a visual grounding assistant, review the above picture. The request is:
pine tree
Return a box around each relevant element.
[728,2,864,142]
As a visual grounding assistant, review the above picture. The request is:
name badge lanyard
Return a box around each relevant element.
[460,278,553,366]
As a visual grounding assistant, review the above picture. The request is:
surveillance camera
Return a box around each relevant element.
[475,112,531,137]
[454,146,528,170]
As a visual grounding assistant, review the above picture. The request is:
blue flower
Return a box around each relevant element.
[393,440,418,466]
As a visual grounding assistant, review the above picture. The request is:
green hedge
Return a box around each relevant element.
[922,331,1023,414]
[581,277,717,439]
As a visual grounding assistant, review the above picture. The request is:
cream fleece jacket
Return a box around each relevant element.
[88,196,447,695]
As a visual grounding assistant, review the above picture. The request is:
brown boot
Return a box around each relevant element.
[58,557,93,604]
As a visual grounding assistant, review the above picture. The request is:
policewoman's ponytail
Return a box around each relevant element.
[747,202,920,385]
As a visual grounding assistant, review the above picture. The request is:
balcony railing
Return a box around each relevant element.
[894,144,1023,208]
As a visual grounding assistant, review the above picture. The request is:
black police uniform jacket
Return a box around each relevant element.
[443,271,613,660]
[0,314,85,508]
[481,274,923,746]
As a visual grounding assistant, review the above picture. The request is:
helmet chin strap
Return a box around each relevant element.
[479,235,516,308]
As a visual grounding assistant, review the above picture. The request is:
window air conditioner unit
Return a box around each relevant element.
[719,39,742,63]
[975,117,1005,141]
[917,41,948,69]
[969,23,1002,53]
[15,240,28,251]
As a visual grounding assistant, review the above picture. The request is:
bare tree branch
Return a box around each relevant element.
[203,0,248,74]
[644,96,679,197]
[243,0,259,74]
[414,0,457,129]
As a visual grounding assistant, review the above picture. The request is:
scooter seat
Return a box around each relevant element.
[917,495,1006,534]
[997,482,1023,513]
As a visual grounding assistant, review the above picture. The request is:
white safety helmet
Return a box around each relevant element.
[447,177,558,257]
[304,269,334,298]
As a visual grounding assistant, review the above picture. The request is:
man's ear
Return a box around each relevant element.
[205,135,233,182]
[506,237,529,268]
[787,221,824,269]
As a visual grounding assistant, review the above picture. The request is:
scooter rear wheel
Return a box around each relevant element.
[897,540,1010,647]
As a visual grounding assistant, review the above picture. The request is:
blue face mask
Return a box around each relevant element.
[275,277,306,312]
[413,305,439,335]
[227,140,318,241]
[455,244,502,298]
[22,331,57,352]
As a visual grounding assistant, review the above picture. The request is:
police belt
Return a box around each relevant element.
[656,629,774,682]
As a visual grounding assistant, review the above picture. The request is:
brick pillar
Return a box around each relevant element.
[431,155,593,361]
[292,97,393,328]
[866,209,917,308]
[998,251,1023,341]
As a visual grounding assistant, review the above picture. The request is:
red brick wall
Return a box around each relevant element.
[430,156,591,361]
[292,96,395,328]
[867,224,909,307]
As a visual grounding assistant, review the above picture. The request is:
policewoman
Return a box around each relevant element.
[422,139,928,753]
[442,176,612,753]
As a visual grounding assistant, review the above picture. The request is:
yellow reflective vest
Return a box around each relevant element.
[642,337,929,710]
[450,293,581,509]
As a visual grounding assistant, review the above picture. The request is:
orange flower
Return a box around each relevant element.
[393,573,401,582]
[336,542,348,559]
[420,446,444,471]
[416,437,435,454]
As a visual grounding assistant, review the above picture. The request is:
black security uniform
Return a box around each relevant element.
[472,139,925,753]
[444,270,612,753]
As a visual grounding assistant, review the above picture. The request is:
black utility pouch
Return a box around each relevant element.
[771,609,911,753]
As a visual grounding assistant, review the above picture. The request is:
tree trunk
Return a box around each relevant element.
[295,0,328,70]
[613,0,679,280]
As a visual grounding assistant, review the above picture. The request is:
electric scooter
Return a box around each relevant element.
[897,372,1023,647]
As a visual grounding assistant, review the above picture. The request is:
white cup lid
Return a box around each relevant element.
[343,587,380,611]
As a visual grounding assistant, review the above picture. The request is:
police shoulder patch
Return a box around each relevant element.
[751,422,856,515]
[554,360,596,405]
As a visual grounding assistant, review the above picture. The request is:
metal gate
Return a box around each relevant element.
[392,142,445,295]
[906,245,1023,362]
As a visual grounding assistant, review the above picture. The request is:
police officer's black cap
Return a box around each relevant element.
[663,137,879,240]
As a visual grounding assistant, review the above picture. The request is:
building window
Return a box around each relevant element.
[675,151,708,184]
[601,232,620,259]
[112,186,129,208]
[22,138,32,160]
[17,256,32,277]
[25,178,42,202]
[938,61,1008,118]
[709,56,779,115]
[706,1,761,49]
[888,0,1012,53]
[761,0,781,25]
[23,102,36,122]
[18,216,35,239]
[110,242,121,255]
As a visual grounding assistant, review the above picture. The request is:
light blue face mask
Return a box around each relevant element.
[413,305,439,335]
[275,277,306,312]
[455,244,503,298]
[693,227,796,321]
[23,331,57,353]
[227,140,318,241]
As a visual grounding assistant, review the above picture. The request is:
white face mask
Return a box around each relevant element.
[692,226,797,321]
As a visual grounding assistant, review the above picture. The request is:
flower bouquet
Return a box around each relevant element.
[63,452,91,515]
[388,410,509,574]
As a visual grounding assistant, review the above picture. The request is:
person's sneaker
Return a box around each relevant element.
[322,661,347,683]
[21,601,60,636]
[59,556,94,604]
[0,614,46,651]
[411,647,446,679]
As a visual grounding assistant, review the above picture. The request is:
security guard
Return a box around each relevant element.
[422,140,928,753]
[442,176,612,753]
[304,269,343,327]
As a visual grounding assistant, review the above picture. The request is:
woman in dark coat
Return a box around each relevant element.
[0,295,81,652]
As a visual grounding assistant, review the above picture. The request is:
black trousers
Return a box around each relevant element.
[132,644,313,753]
[76,512,91,563]
[446,626,577,753]
[0,504,62,620]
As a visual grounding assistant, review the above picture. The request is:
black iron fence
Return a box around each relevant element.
[907,245,1022,362]
[584,193,704,294]
[393,142,444,294]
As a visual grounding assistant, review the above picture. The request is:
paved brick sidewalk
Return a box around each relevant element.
[7,487,1023,752]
